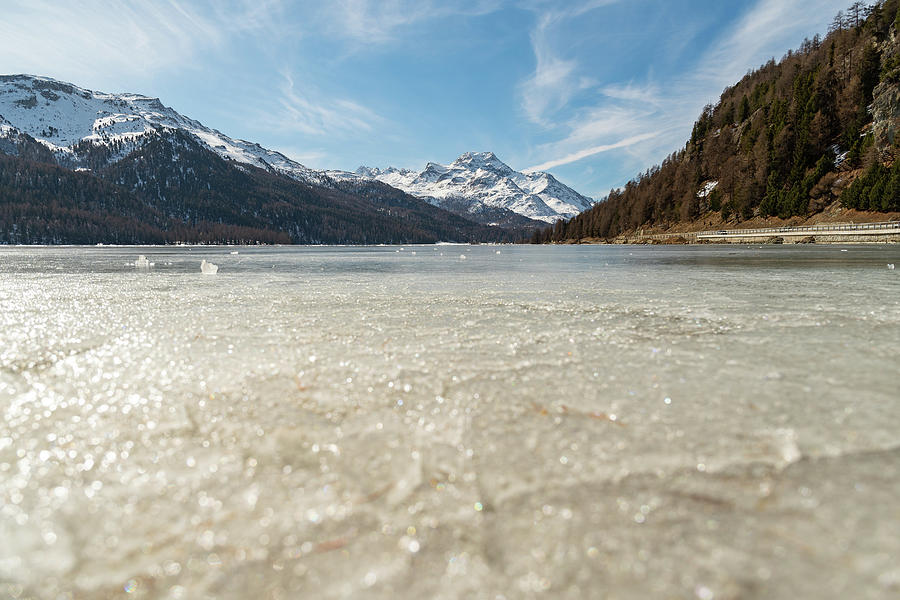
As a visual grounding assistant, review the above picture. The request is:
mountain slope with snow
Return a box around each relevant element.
[0,75,521,245]
[0,74,329,185]
[331,152,594,224]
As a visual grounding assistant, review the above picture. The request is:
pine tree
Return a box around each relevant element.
[830,10,846,33]
[848,2,860,28]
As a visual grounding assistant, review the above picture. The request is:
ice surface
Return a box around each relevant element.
[1,245,899,600]
[200,259,218,274]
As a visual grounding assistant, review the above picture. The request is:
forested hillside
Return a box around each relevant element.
[536,0,900,243]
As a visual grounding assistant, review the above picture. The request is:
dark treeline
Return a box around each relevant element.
[0,129,518,245]
[535,0,900,243]
[0,152,290,244]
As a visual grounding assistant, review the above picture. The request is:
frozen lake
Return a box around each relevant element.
[1,244,899,599]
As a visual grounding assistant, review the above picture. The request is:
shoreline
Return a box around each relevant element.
[551,204,900,246]
[564,236,900,245]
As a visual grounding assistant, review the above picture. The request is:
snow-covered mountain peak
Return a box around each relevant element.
[453,150,498,164]
[355,166,413,178]
[345,152,594,223]
[1,75,594,227]
[451,151,514,174]
[419,161,450,182]
[0,74,329,185]
[355,166,378,177]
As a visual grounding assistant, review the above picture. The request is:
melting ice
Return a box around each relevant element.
[1,244,899,600]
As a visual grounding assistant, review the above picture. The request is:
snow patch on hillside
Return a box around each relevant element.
[698,181,719,198]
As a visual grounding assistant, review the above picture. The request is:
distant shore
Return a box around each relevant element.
[558,206,900,245]
[566,236,899,245]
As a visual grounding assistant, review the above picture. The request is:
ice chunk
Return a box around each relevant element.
[201,260,218,275]
[134,255,151,269]
[889,264,895,270]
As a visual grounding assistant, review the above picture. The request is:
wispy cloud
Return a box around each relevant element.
[695,0,847,88]
[519,15,581,125]
[250,71,381,138]
[273,146,329,166]
[599,82,664,107]
[321,0,503,44]
[0,0,288,88]
[214,0,291,38]
[0,1,208,85]
[525,132,658,172]
[1,0,388,165]
[524,82,684,174]
[518,0,620,125]
[522,0,849,180]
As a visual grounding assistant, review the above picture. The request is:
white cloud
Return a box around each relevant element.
[274,146,329,166]
[322,0,503,44]
[0,0,291,90]
[522,0,850,177]
[525,81,687,173]
[599,82,664,107]
[518,0,620,125]
[695,0,847,89]
[249,71,381,138]
[520,15,580,125]
[525,132,658,172]
[0,0,380,144]
[0,2,203,86]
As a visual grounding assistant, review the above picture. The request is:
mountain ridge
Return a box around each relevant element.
[330,151,594,226]
[0,75,518,244]
[0,73,331,186]
[0,74,593,241]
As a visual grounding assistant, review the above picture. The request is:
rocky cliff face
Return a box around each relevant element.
[872,81,900,149]
[873,32,900,154]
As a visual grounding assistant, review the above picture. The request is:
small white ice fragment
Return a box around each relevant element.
[201,260,218,275]
[459,254,467,260]
[134,255,150,269]
[230,251,239,255]
[889,264,895,270]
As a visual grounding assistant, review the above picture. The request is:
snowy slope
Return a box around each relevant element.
[331,152,594,223]
[0,74,329,185]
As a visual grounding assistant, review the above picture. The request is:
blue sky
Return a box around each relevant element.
[2,0,848,199]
